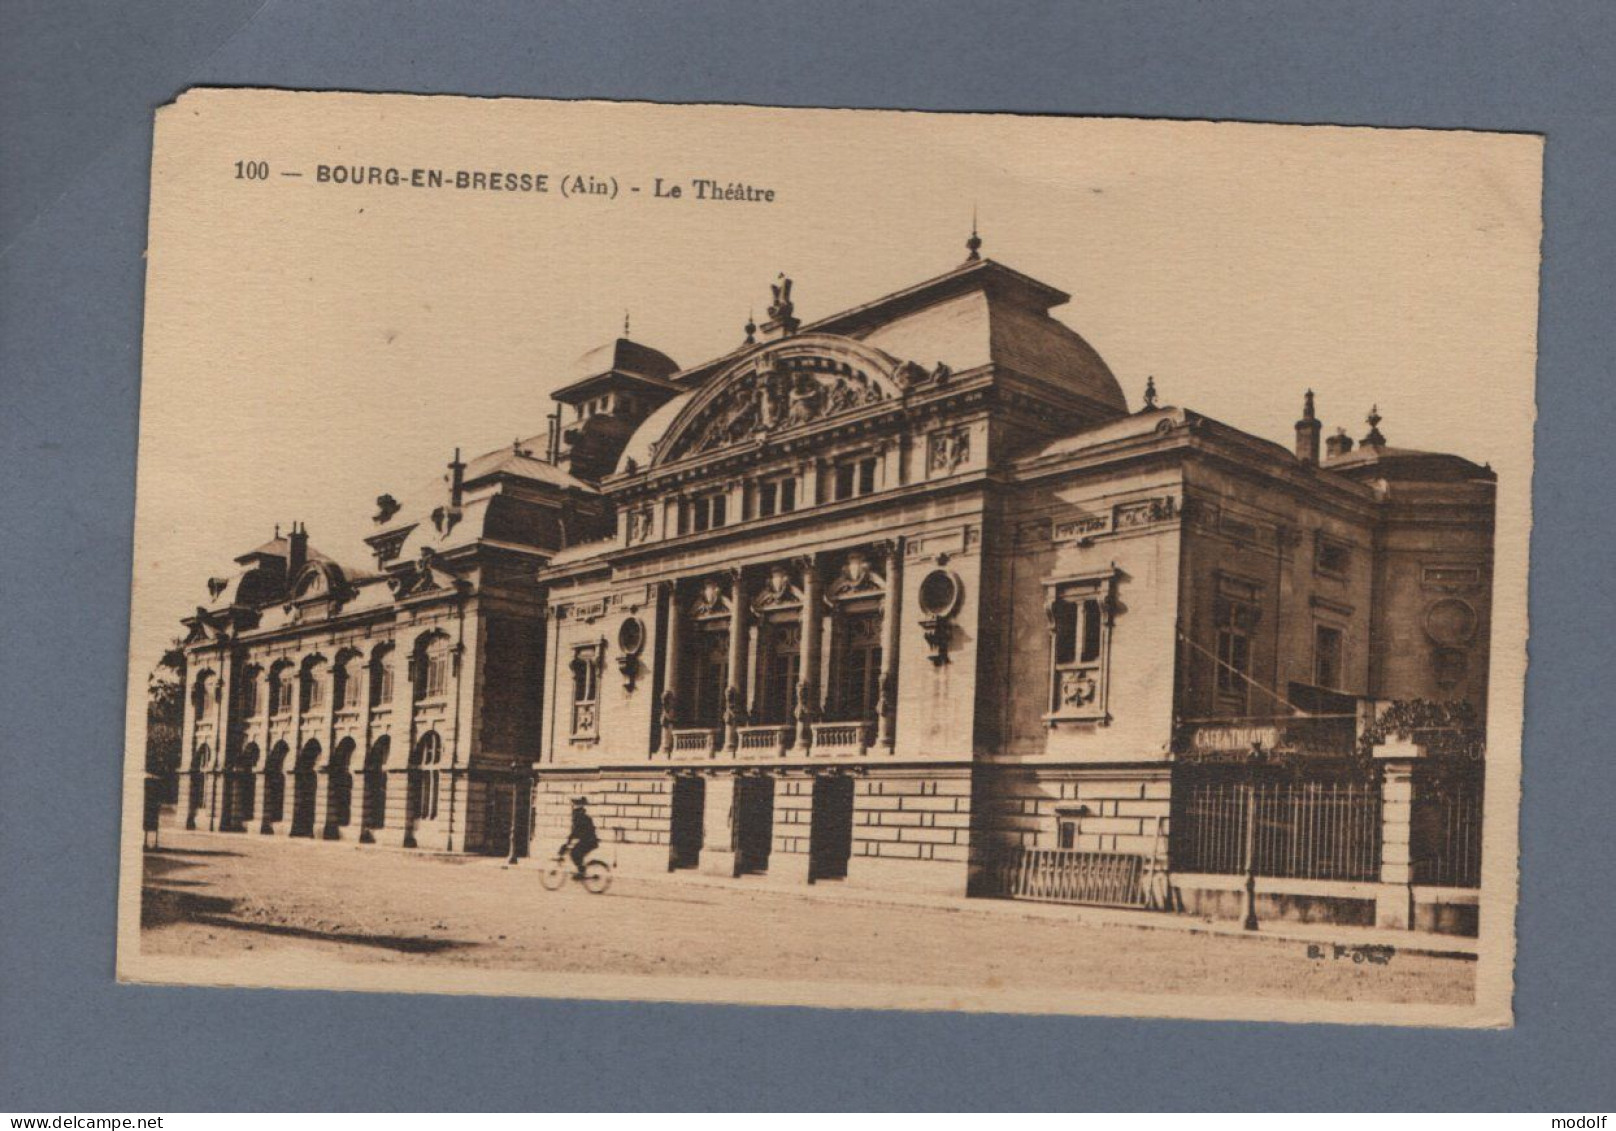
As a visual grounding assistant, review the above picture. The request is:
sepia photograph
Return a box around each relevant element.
[116,89,1539,1027]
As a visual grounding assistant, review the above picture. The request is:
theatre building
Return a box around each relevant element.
[172,241,1496,931]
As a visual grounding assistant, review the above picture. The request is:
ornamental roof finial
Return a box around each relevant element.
[965,206,982,262]
[744,310,757,345]
[1143,375,1159,411]
[1302,388,1316,420]
[1363,404,1386,448]
[623,310,631,339]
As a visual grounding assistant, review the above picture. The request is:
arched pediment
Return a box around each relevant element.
[652,334,916,466]
[291,560,346,600]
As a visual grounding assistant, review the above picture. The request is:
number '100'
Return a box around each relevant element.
[235,160,269,180]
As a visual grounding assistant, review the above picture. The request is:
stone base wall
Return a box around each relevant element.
[529,765,975,892]
[973,764,1173,858]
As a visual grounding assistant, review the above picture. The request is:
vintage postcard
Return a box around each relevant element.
[117,89,1539,1026]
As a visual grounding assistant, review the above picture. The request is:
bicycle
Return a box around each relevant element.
[539,852,613,894]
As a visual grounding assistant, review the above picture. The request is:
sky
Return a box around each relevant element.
[129,91,1542,688]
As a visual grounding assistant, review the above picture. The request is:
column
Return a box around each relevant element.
[311,663,337,839]
[723,570,750,753]
[792,556,822,757]
[699,774,738,878]
[660,580,682,756]
[876,538,905,750]
[1374,738,1421,930]
[207,650,233,832]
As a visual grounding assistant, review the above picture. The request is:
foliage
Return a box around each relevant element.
[145,642,185,774]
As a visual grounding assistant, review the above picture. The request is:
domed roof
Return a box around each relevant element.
[572,337,679,383]
[615,392,692,474]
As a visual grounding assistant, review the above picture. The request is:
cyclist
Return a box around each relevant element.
[558,796,600,879]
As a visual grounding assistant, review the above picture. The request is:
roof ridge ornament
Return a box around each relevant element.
[965,207,982,262]
[1142,375,1159,411]
[763,274,799,337]
[1363,405,1387,448]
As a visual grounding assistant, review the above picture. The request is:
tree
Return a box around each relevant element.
[145,641,185,779]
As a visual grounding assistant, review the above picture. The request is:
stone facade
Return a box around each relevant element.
[172,247,1496,929]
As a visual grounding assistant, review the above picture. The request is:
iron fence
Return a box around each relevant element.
[1411,768,1483,888]
[986,847,1152,908]
[1171,778,1381,882]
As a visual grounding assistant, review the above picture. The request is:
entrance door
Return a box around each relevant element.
[734,776,775,875]
[484,783,513,857]
[668,776,705,870]
[809,775,855,882]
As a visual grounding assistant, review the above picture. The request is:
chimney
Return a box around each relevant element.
[1324,427,1354,461]
[287,521,308,577]
[1295,389,1321,465]
[448,447,465,508]
[546,409,561,463]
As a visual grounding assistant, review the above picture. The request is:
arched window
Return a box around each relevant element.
[413,634,450,702]
[268,662,293,716]
[332,652,359,712]
[300,657,327,712]
[240,666,262,717]
[410,731,443,821]
[192,671,215,721]
[368,643,395,709]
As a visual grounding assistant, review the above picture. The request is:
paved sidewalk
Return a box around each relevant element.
[486,852,1479,960]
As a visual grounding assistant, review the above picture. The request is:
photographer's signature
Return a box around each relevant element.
[1308,943,1395,965]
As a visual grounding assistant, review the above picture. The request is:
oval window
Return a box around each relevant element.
[918,569,962,618]
[618,616,646,657]
[1424,598,1478,647]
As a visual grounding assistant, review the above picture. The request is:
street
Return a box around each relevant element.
[138,831,1474,1006]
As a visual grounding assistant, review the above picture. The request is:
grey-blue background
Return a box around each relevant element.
[3,0,1612,1112]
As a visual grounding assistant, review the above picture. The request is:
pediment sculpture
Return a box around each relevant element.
[680,353,899,458]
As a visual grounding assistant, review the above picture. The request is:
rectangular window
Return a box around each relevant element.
[1047,575,1114,721]
[757,475,797,519]
[1316,534,1352,576]
[832,456,878,502]
[570,645,600,739]
[1058,820,1077,850]
[1314,624,1344,690]
[1215,618,1252,707]
[832,612,883,721]
[686,491,728,533]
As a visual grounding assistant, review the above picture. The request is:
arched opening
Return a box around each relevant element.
[223,742,259,832]
[290,739,321,837]
[261,741,289,833]
[405,731,443,848]
[186,744,212,830]
[360,735,391,842]
[324,737,356,839]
